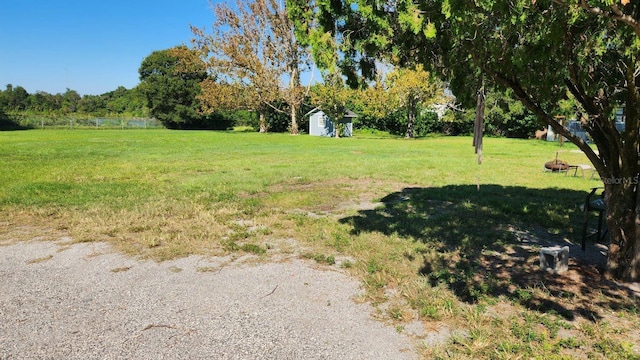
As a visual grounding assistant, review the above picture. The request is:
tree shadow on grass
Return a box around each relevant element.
[339,185,639,321]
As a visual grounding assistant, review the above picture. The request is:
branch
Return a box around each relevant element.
[481,63,604,173]
[553,0,640,38]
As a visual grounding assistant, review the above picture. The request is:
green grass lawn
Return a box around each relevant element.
[1,129,637,359]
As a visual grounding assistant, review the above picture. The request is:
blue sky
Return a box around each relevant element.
[0,1,219,95]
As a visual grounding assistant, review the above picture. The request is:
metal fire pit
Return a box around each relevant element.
[545,159,569,171]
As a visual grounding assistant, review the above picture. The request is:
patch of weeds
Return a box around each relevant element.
[420,304,441,320]
[239,243,266,255]
[387,306,406,321]
[26,255,53,264]
[302,252,336,265]
[255,227,273,236]
[593,337,632,357]
[511,315,546,344]
[557,337,583,350]
[222,240,240,252]
[222,240,266,255]
[227,228,251,242]
[197,266,218,272]
[496,340,528,357]
[516,288,534,302]
[169,266,182,273]
[364,272,387,290]
[128,225,150,233]
[110,266,131,273]
[539,313,570,338]
[618,305,639,317]
[330,231,350,252]
[403,280,460,321]
[288,213,310,227]
[145,237,161,248]
[366,259,383,274]
[340,260,353,268]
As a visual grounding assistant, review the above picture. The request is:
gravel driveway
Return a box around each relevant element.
[0,240,418,359]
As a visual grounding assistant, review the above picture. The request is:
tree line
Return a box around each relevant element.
[0,84,147,118]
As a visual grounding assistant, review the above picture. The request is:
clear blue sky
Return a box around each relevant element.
[0,1,219,96]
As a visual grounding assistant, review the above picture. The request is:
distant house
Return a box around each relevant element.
[546,106,626,143]
[307,108,358,137]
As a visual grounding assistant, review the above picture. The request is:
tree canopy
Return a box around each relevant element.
[138,47,212,129]
[191,0,311,134]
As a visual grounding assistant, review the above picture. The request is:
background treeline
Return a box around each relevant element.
[0,79,540,137]
[1,72,539,136]
[0,84,147,117]
[0,84,152,130]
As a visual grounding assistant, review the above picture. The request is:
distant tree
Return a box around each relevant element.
[138,46,208,129]
[191,0,311,134]
[2,84,29,111]
[62,89,81,114]
[385,65,444,138]
[482,90,540,139]
[310,71,351,138]
[78,94,107,116]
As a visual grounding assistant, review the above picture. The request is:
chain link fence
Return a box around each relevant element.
[9,114,162,129]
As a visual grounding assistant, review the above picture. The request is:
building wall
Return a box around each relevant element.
[309,111,356,137]
[309,111,332,136]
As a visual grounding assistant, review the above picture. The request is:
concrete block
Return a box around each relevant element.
[539,246,569,274]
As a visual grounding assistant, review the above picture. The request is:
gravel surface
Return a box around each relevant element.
[0,240,418,359]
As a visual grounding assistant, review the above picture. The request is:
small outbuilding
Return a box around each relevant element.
[307,108,358,137]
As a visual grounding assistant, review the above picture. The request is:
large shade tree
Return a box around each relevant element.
[191,0,311,134]
[295,0,640,281]
[138,46,208,129]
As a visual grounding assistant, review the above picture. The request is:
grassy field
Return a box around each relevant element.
[1,129,638,358]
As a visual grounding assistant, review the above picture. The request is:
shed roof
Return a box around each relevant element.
[305,107,359,118]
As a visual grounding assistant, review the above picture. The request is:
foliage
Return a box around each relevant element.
[138,46,224,130]
[483,90,541,138]
[0,108,25,131]
[385,64,445,138]
[192,0,311,134]
[0,83,148,119]
[310,71,351,137]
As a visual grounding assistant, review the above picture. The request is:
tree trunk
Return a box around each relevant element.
[603,182,640,281]
[605,60,640,281]
[288,64,301,135]
[290,102,299,135]
[259,112,268,133]
[405,100,416,139]
[334,104,341,138]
